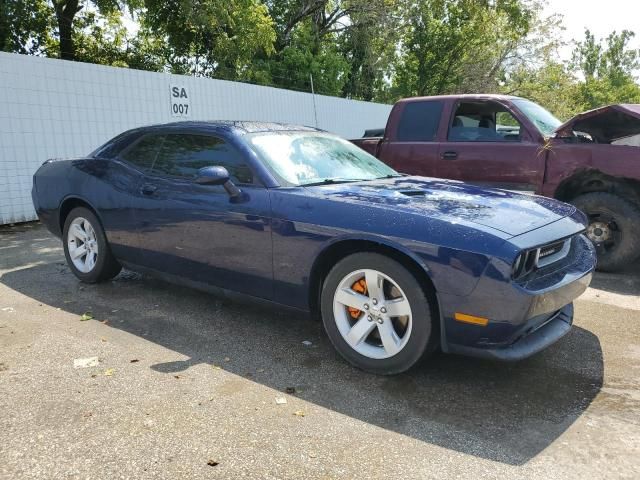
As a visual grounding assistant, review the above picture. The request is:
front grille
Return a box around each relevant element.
[513,236,574,280]
[539,241,564,259]
[536,238,571,268]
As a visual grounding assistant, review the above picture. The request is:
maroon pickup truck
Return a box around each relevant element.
[352,94,640,271]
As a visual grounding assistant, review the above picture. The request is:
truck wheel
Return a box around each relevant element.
[571,192,640,272]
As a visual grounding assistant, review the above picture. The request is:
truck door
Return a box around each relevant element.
[378,99,443,178]
[437,100,543,192]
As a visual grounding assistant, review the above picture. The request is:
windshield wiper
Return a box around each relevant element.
[302,175,404,186]
[374,174,406,179]
[301,178,365,187]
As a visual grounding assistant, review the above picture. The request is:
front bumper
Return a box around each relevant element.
[447,303,574,361]
[439,234,595,361]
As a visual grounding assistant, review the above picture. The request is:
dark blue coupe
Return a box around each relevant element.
[32,121,596,374]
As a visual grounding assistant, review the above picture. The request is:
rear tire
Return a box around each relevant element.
[62,207,122,283]
[571,192,640,272]
[320,252,436,375]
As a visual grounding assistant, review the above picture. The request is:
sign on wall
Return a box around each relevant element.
[170,84,190,117]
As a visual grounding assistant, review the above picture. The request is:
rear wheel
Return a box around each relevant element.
[62,207,121,283]
[320,253,436,375]
[571,192,640,272]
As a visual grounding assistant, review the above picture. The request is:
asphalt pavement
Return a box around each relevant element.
[1,223,639,479]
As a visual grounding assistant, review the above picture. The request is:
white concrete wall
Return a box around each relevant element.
[0,52,391,224]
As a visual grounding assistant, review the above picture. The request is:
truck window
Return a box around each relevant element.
[448,101,521,142]
[397,101,443,142]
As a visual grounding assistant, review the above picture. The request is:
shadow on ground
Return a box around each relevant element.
[1,242,604,467]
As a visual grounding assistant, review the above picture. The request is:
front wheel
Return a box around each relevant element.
[571,192,640,272]
[62,207,122,283]
[320,253,436,375]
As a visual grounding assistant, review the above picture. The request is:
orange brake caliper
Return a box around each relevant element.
[348,278,368,319]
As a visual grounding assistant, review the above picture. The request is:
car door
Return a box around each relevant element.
[437,100,543,191]
[378,99,443,177]
[134,132,273,300]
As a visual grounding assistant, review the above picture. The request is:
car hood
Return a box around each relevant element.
[554,104,640,143]
[305,177,576,237]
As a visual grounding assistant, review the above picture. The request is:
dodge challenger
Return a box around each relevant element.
[32,121,596,374]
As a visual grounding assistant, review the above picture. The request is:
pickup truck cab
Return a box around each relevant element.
[352,95,640,271]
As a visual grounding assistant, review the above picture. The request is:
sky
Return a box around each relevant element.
[545,0,640,61]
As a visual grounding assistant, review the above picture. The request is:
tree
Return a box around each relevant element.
[572,29,640,108]
[52,1,113,60]
[250,1,399,97]
[339,0,401,100]
[390,0,535,98]
[499,3,583,119]
[142,0,276,77]
[0,0,53,55]
[3,0,639,113]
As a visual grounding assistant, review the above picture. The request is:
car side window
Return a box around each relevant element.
[119,135,164,172]
[152,134,254,184]
[397,101,443,142]
[448,101,522,142]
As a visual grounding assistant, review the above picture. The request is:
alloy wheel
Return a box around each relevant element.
[332,268,413,359]
[67,217,99,273]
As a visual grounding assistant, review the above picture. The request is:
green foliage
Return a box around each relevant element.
[1,0,639,115]
[339,0,401,100]
[143,0,276,77]
[572,29,640,109]
[505,62,584,120]
[0,0,53,54]
[243,19,351,95]
[506,27,640,120]
[73,10,131,66]
[390,0,535,98]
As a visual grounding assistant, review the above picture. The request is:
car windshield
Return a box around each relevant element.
[512,99,563,137]
[245,131,399,186]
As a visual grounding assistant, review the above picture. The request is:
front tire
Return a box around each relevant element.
[571,192,640,272]
[62,207,122,283]
[320,253,436,375]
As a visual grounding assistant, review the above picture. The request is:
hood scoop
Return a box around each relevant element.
[398,189,426,197]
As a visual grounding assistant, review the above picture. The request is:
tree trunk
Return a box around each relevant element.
[54,0,81,60]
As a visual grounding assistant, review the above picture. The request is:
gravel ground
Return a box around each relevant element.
[1,223,639,479]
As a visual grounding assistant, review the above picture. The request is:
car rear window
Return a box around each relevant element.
[397,101,443,142]
[120,135,164,172]
[91,130,145,159]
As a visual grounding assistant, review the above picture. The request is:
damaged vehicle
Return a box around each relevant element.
[352,96,640,271]
[32,122,595,374]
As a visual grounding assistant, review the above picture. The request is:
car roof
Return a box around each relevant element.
[91,121,325,160]
[398,94,525,104]
[134,120,322,136]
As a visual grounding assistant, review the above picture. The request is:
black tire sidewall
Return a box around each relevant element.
[572,192,640,272]
[321,252,433,375]
[62,207,119,283]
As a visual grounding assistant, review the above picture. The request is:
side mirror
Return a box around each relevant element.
[194,166,229,185]
[194,166,242,197]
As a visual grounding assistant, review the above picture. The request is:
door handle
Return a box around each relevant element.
[441,151,458,160]
[141,183,158,195]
